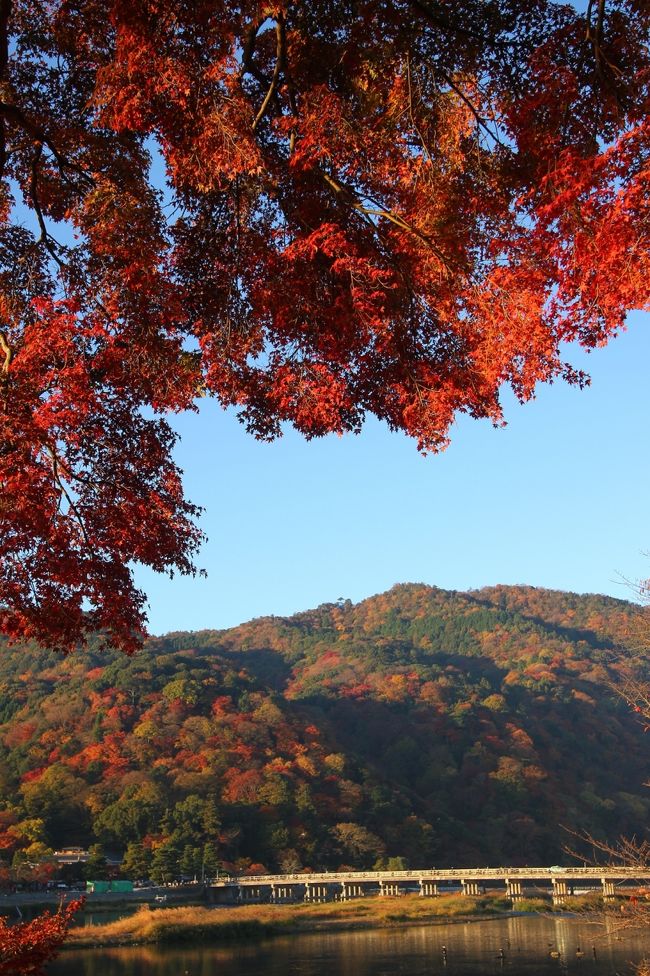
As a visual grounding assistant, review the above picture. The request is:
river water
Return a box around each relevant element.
[47,915,650,976]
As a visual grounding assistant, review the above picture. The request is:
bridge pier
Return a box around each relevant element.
[304,883,328,903]
[419,880,438,897]
[602,879,616,900]
[380,881,401,897]
[506,879,524,902]
[552,879,569,905]
[239,885,262,902]
[340,882,364,901]
[462,880,481,897]
[271,884,297,903]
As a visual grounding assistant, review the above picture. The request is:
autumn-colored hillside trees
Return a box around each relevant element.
[1,586,649,875]
[1,0,649,651]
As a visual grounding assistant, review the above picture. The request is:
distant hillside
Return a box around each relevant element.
[0,584,648,878]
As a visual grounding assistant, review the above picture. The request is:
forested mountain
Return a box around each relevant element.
[0,584,648,880]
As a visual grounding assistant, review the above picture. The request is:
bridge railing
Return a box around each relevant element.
[223,865,650,886]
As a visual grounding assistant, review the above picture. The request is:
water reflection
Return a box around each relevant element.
[47,916,650,976]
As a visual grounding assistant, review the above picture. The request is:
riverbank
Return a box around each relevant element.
[64,893,560,948]
[0,882,204,915]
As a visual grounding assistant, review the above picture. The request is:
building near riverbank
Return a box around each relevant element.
[52,847,89,865]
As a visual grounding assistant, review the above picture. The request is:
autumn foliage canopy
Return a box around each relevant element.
[1,0,648,652]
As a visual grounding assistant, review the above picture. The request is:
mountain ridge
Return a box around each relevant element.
[0,583,647,880]
[160,582,634,638]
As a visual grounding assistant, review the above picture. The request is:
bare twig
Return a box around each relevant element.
[563,827,650,939]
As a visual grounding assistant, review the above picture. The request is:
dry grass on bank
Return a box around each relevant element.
[66,894,514,948]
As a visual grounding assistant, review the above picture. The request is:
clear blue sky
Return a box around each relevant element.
[134,311,649,635]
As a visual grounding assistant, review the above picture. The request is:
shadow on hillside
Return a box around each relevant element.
[466,594,622,653]
[217,646,294,692]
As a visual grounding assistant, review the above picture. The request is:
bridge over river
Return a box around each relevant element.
[212,866,650,905]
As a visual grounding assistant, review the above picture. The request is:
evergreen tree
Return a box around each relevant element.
[180,845,202,880]
[150,843,181,886]
[83,844,108,881]
[202,842,220,881]
[121,842,152,881]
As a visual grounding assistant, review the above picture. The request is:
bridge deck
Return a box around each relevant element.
[222,866,650,887]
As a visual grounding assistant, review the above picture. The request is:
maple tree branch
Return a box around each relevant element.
[242,16,296,146]
[240,20,275,95]
[277,173,424,318]
[585,0,624,103]
[564,828,650,873]
[596,0,606,50]
[435,67,505,148]
[0,106,4,180]
[241,19,263,76]
[611,672,650,728]
[0,0,10,77]
[405,56,433,165]
[562,827,650,936]
[45,444,94,551]
[252,18,284,132]
[26,573,42,610]
[0,327,11,375]
[586,0,608,63]
[0,99,92,187]
[320,168,453,273]
[407,0,512,48]
[29,145,66,268]
[278,14,298,153]
[0,0,10,180]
